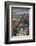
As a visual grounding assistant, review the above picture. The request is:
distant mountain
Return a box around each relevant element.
[13,13,29,18]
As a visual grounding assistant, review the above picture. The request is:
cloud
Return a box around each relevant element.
[12,7,30,16]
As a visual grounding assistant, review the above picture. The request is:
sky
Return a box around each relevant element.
[12,7,30,16]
